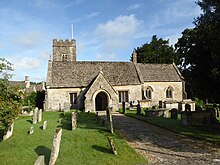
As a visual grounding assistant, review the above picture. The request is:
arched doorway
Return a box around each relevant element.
[95,92,108,111]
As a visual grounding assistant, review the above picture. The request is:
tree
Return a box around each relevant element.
[175,0,220,102]
[132,35,180,64]
[0,58,21,128]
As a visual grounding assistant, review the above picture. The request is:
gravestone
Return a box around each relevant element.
[33,108,38,124]
[159,101,163,109]
[38,109,42,122]
[122,101,126,114]
[106,107,113,133]
[34,155,45,165]
[64,102,70,112]
[107,137,117,155]
[170,108,178,119]
[43,121,47,130]
[136,101,141,115]
[29,126,34,135]
[185,104,191,111]
[72,112,77,131]
[3,121,14,140]
[49,128,62,165]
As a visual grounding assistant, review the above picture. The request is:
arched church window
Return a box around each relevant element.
[166,86,173,98]
[146,87,152,99]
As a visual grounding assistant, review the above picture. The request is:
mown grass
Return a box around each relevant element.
[0,111,146,165]
[120,109,220,145]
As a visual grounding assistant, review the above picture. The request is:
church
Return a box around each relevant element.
[45,38,194,112]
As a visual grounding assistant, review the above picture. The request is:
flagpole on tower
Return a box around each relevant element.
[71,24,74,39]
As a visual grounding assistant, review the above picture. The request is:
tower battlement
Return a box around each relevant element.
[53,39,76,47]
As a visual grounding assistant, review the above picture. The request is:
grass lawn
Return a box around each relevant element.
[121,109,220,145]
[0,111,146,165]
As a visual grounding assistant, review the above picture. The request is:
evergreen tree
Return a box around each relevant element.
[175,0,220,102]
[133,35,179,64]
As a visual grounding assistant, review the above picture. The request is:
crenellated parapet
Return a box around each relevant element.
[53,39,76,47]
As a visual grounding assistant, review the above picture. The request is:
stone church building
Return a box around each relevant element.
[45,39,194,112]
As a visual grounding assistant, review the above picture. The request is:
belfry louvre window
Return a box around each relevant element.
[62,53,68,61]
[118,91,129,103]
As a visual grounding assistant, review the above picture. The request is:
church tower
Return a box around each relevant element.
[52,39,76,62]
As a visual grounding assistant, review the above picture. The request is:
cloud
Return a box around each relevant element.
[95,14,142,39]
[15,31,43,48]
[9,57,43,70]
[39,51,50,59]
[91,14,143,60]
[86,12,100,18]
[128,3,143,10]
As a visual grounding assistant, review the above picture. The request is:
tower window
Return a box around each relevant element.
[62,53,68,61]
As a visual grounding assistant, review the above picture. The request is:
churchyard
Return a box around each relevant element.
[120,105,220,145]
[0,111,146,165]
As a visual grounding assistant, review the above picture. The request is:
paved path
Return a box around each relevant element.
[112,113,220,165]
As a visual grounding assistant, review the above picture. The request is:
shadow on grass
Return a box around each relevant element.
[26,119,32,124]
[92,145,112,154]
[35,145,51,165]
[59,112,72,130]
[0,128,4,142]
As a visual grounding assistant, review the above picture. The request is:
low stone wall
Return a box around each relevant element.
[144,109,169,118]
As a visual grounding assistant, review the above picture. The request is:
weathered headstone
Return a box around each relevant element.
[29,126,34,135]
[33,107,38,124]
[122,101,126,114]
[106,107,113,133]
[71,111,77,131]
[64,102,70,112]
[136,101,141,115]
[49,128,62,165]
[170,108,178,119]
[3,121,14,140]
[34,155,45,165]
[159,100,163,109]
[107,137,117,155]
[185,104,191,111]
[43,121,47,130]
[38,109,42,122]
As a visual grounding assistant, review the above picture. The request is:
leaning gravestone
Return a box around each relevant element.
[106,107,113,133]
[29,126,34,135]
[38,109,42,122]
[33,108,38,124]
[43,121,47,130]
[49,128,62,165]
[3,121,14,141]
[107,137,117,155]
[72,112,78,131]
[34,155,45,165]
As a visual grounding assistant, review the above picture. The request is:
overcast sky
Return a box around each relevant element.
[0,0,201,82]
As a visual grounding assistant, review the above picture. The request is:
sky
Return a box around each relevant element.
[0,0,201,82]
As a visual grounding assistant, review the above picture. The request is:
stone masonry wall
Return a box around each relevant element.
[143,81,183,106]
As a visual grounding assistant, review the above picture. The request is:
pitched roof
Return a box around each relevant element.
[136,63,182,82]
[48,61,141,87]
[47,61,183,88]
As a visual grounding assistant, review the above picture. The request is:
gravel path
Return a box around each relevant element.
[112,113,220,165]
